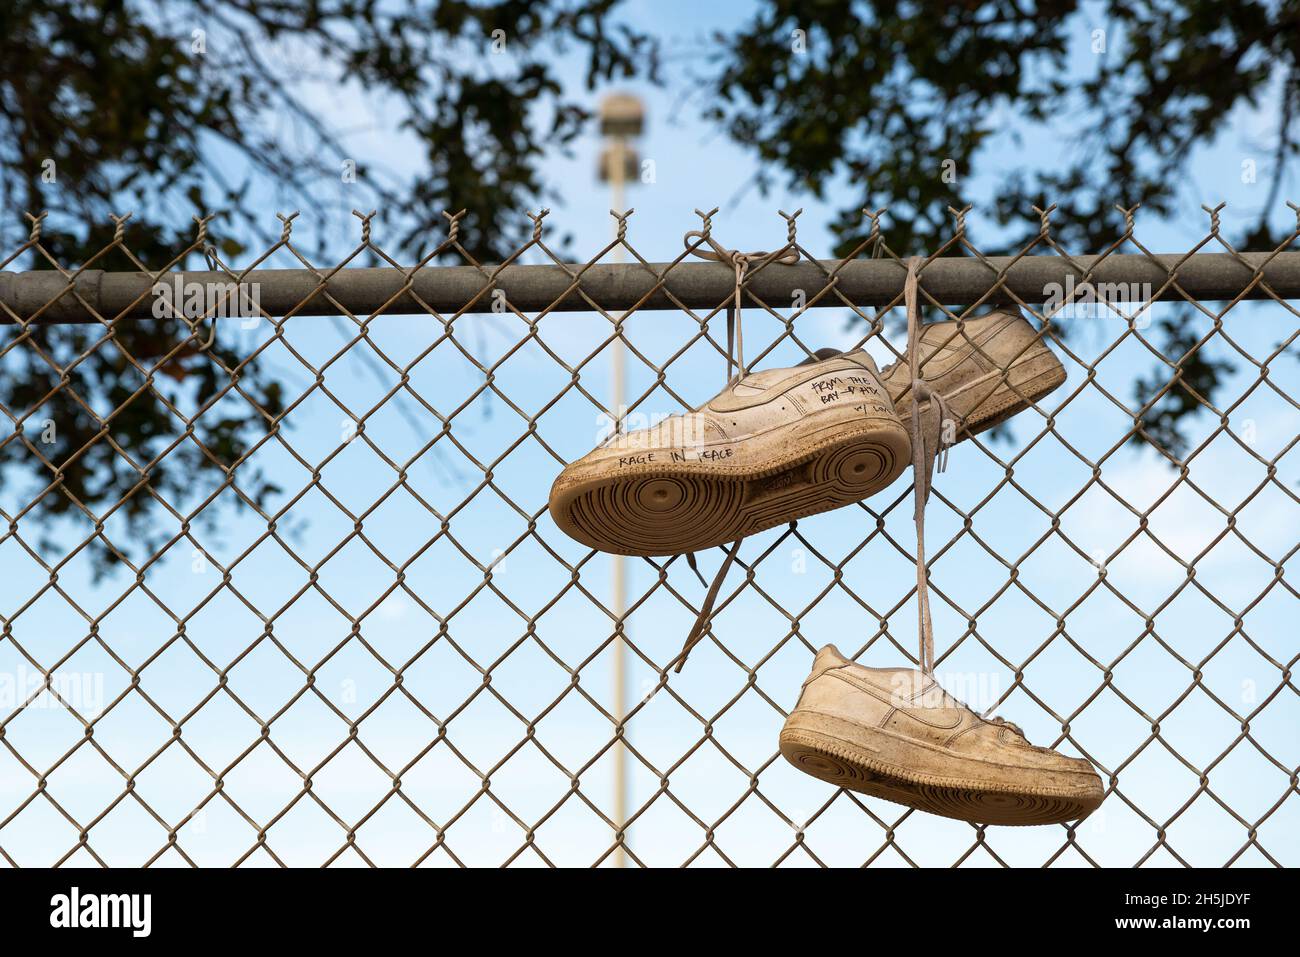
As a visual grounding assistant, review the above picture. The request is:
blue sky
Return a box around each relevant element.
[0,0,1296,866]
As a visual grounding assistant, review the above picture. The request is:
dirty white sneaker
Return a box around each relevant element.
[549,352,910,556]
[780,645,1104,826]
[882,307,1067,446]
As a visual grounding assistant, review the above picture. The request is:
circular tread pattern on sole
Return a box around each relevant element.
[553,425,909,556]
[780,733,1097,827]
[566,472,744,556]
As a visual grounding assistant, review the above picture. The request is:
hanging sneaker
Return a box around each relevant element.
[881,307,1066,446]
[549,350,911,556]
[779,645,1104,826]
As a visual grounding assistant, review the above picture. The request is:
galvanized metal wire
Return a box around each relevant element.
[0,204,1295,867]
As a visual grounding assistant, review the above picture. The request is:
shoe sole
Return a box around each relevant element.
[550,413,911,556]
[779,712,1102,826]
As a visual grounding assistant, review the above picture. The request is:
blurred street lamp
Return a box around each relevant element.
[597,91,643,869]
[599,93,644,214]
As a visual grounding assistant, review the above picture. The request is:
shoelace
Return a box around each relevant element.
[904,256,954,675]
[672,231,798,672]
[904,271,1037,731]
[903,276,1041,735]
[671,251,953,676]
[681,229,800,380]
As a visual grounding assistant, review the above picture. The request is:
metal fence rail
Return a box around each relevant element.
[0,206,1295,867]
[8,248,1300,322]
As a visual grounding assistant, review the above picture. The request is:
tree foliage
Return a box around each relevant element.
[1,0,1294,571]
[0,0,648,572]
[705,0,1300,458]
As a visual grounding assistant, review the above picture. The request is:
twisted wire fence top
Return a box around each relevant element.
[0,205,1295,867]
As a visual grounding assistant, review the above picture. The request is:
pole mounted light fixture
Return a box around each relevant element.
[595,91,644,870]
[599,92,645,136]
[598,93,644,184]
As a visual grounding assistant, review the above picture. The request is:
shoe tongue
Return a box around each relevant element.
[797,347,844,366]
[729,348,877,399]
[814,644,848,668]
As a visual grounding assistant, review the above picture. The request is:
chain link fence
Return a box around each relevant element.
[0,206,1295,867]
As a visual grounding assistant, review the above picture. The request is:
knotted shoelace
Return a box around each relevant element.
[681,229,800,380]
[903,256,953,675]
[670,251,953,677]
[906,265,1035,730]
[672,232,798,673]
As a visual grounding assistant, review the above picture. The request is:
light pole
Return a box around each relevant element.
[598,92,643,868]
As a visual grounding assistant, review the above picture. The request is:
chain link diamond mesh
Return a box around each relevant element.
[0,205,1295,867]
